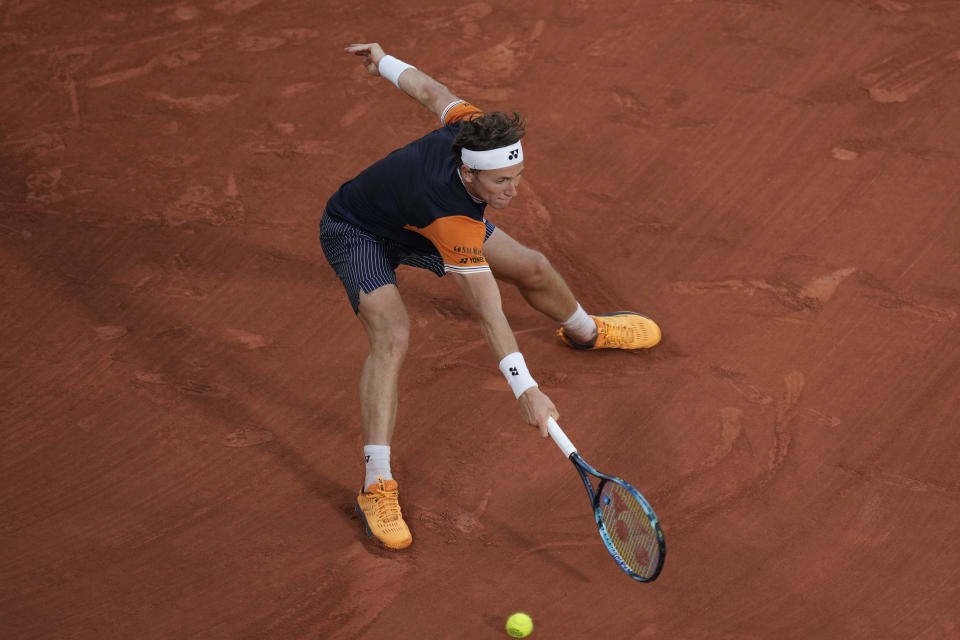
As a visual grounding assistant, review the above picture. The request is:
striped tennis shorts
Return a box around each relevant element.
[319,212,497,313]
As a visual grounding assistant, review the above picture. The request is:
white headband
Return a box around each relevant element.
[461,141,523,171]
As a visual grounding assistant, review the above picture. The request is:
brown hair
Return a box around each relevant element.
[452,111,526,162]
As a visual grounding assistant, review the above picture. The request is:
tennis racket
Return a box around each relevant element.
[547,417,666,582]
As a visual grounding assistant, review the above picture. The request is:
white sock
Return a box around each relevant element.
[561,303,598,344]
[363,444,393,489]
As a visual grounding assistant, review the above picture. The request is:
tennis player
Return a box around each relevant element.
[321,43,662,549]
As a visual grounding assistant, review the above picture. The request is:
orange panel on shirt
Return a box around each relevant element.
[403,216,489,274]
[443,101,483,125]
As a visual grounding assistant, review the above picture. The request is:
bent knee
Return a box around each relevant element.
[366,320,410,357]
[515,250,554,289]
[386,323,410,354]
[358,308,410,358]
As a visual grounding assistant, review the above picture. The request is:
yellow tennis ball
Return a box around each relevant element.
[505,612,533,637]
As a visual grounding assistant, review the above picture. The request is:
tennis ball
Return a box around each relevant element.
[505,612,533,637]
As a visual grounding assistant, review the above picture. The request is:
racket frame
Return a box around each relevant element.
[548,418,666,582]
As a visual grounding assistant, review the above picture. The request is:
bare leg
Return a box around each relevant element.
[356,285,410,446]
[482,227,578,322]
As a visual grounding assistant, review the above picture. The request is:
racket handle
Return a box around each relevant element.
[547,417,578,459]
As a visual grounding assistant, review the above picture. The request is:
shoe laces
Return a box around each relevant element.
[597,318,638,348]
[372,487,402,524]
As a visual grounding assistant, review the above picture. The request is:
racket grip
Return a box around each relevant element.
[547,417,577,458]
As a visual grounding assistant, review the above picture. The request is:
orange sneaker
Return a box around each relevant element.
[558,312,661,350]
[354,477,412,550]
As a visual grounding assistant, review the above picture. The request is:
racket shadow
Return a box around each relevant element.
[481,510,595,583]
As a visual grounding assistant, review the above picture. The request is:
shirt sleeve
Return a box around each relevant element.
[404,216,490,274]
[441,100,484,125]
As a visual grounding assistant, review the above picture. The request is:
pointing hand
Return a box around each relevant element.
[344,43,386,76]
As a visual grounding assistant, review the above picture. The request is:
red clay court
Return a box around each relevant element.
[2,1,959,638]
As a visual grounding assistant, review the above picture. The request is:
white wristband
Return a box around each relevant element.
[499,352,538,399]
[378,55,416,89]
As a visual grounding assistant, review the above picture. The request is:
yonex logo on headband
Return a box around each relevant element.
[461,141,524,171]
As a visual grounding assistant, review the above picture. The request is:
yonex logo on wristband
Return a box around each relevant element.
[500,352,537,399]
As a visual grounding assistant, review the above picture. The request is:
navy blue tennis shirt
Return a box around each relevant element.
[325,102,493,274]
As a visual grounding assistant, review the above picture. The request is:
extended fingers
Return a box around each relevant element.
[344,44,368,56]
[345,42,379,53]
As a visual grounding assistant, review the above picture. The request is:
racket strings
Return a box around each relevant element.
[598,482,661,578]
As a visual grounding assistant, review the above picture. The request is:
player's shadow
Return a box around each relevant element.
[2,221,358,522]
[258,432,357,517]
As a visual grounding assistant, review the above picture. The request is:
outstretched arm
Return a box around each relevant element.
[345,42,461,121]
[450,270,560,437]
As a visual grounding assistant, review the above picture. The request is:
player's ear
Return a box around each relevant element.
[459,164,475,184]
